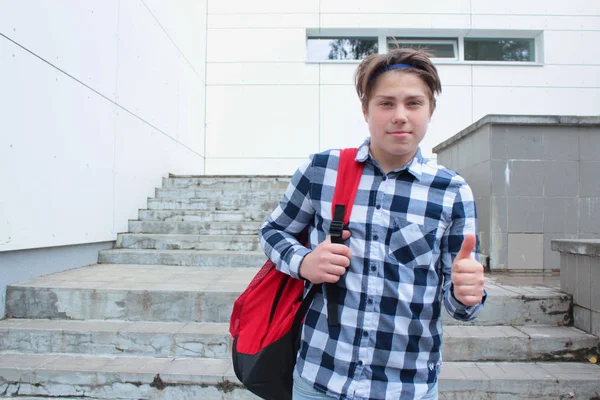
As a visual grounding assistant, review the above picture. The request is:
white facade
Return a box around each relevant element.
[1,0,599,254]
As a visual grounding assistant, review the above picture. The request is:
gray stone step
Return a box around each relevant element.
[98,249,266,267]
[0,319,231,359]
[128,220,263,235]
[116,234,261,251]
[138,209,267,222]
[2,319,596,363]
[1,353,599,399]
[162,175,290,190]
[147,197,280,211]
[6,265,256,322]
[155,187,285,200]
[5,265,573,326]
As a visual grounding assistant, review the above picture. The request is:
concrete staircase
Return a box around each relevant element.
[1,175,599,399]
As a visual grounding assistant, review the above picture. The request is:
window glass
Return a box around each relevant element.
[307,37,378,61]
[465,38,535,61]
[387,39,457,59]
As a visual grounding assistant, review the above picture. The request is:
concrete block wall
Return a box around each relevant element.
[434,115,600,271]
[552,240,600,336]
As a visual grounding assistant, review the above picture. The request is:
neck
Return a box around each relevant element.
[371,149,417,174]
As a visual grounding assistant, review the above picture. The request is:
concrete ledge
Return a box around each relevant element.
[433,114,600,153]
[551,239,600,257]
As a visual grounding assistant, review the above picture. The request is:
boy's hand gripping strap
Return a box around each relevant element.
[326,148,363,326]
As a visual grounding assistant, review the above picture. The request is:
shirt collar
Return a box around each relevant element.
[355,138,424,181]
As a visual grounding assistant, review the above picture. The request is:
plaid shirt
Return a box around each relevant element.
[260,139,486,400]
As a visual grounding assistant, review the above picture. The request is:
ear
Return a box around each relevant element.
[362,106,369,123]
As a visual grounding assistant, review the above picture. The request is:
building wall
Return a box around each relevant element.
[435,116,600,271]
[205,0,600,175]
[0,1,207,253]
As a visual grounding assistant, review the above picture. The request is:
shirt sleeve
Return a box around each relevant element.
[259,157,315,279]
[440,179,487,321]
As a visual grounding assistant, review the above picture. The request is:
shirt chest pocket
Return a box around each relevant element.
[388,219,438,268]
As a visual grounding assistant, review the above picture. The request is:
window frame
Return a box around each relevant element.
[386,38,459,61]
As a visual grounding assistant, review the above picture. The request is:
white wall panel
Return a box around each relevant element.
[208,13,319,29]
[319,85,369,151]
[178,58,205,153]
[472,87,600,122]
[208,0,319,14]
[425,86,474,159]
[207,28,307,62]
[544,31,600,65]
[0,0,119,100]
[434,65,473,87]
[471,0,600,16]
[473,65,600,88]
[116,0,180,136]
[205,86,319,158]
[320,0,471,14]
[319,63,358,85]
[205,158,305,175]
[0,39,116,251]
[142,0,207,74]
[207,63,319,85]
[113,111,204,233]
[471,15,600,31]
[320,14,470,30]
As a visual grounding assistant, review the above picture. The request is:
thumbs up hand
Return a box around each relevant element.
[451,234,485,306]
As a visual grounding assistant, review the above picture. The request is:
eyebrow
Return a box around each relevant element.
[373,94,426,100]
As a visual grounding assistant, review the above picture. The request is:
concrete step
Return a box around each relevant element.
[0,319,231,359]
[128,220,263,235]
[5,265,573,326]
[5,265,256,322]
[138,209,268,223]
[155,187,285,201]
[162,175,290,190]
[116,234,261,251]
[1,353,599,399]
[1,319,597,363]
[147,197,280,211]
[98,249,266,267]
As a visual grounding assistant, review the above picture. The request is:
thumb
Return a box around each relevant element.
[455,234,477,261]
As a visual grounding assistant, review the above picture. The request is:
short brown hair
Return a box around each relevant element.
[355,48,442,114]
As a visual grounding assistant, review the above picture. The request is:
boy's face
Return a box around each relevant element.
[363,71,432,171]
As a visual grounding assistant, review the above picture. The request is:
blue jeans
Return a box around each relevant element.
[292,369,438,400]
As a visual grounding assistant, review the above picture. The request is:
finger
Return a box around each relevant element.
[455,234,477,261]
[341,230,351,240]
[326,253,351,269]
[323,265,348,277]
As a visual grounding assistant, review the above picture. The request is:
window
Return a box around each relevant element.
[387,38,458,60]
[307,37,378,61]
[464,38,535,62]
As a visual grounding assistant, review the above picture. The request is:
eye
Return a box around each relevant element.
[380,101,393,107]
[407,100,422,107]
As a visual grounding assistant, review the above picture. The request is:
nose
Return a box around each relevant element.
[392,106,408,124]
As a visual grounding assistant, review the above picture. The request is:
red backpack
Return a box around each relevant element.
[229,148,364,400]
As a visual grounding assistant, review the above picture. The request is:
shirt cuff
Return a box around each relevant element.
[288,247,312,280]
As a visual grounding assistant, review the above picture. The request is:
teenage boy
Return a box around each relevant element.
[260,48,486,400]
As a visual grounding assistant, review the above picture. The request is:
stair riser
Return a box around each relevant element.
[2,328,596,362]
[155,188,286,200]
[444,295,572,326]
[116,235,261,251]
[147,198,280,212]
[98,250,266,267]
[128,221,262,235]
[7,286,572,327]
[0,329,231,359]
[2,371,600,400]
[162,177,290,190]
[6,287,237,323]
[138,210,267,223]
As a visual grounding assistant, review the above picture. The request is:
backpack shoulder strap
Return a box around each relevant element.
[326,148,364,325]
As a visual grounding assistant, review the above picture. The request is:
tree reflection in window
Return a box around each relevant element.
[465,39,534,62]
[307,37,378,61]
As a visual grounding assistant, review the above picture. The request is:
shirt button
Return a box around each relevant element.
[373,234,379,241]
[363,331,368,337]
[370,265,376,272]
[357,360,363,366]
[382,176,387,181]
[375,204,381,210]
[367,298,373,304]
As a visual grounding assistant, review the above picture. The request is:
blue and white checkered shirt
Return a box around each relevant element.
[260,139,486,400]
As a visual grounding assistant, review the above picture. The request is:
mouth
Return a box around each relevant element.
[387,131,411,137]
